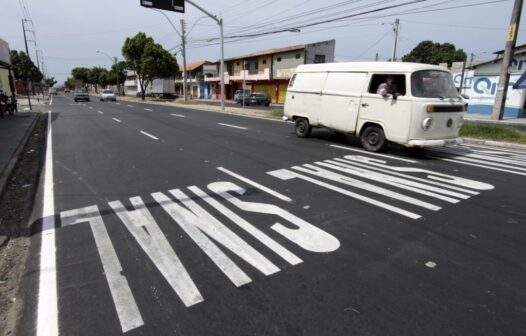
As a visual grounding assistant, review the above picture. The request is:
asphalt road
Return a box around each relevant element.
[19,94,526,336]
[197,99,283,111]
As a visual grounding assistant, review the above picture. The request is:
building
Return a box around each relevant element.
[204,40,335,103]
[175,60,214,99]
[0,38,15,97]
[454,44,526,118]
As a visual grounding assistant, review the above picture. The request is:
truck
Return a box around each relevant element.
[148,79,176,99]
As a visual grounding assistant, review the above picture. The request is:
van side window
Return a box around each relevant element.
[289,74,297,88]
[368,74,406,96]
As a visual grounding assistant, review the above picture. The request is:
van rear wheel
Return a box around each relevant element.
[361,125,386,152]
[295,118,312,138]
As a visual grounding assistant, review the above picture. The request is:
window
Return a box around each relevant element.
[277,57,282,62]
[314,55,325,64]
[368,74,406,95]
[295,54,301,59]
[411,70,458,98]
[289,74,297,88]
[262,59,267,65]
[236,61,240,66]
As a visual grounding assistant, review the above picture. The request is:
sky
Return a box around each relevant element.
[2,0,525,84]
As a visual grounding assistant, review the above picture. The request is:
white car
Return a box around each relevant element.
[100,89,117,102]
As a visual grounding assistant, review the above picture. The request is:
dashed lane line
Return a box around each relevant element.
[128,105,134,108]
[170,113,186,118]
[144,108,154,112]
[112,118,122,123]
[140,131,159,140]
[98,111,104,115]
[218,123,248,130]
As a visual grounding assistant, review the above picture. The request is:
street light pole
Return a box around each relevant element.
[22,19,32,110]
[391,18,400,62]
[181,19,188,102]
[96,51,119,93]
[185,0,225,112]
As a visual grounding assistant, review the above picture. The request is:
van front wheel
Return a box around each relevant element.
[295,118,312,138]
[361,125,386,152]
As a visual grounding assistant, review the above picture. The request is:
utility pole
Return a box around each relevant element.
[391,18,400,62]
[22,19,32,110]
[375,53,379,62]
[181,19,188,102]
[492,0,523,120]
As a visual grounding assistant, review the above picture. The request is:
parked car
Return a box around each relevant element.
[74,89,90,102]
[100,89,117,102]
[245,92,271,106]
[64,88,71,93]
[234,89,251,103]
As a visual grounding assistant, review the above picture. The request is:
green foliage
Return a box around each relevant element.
[122,32,178,100]
[71,67,90,83]
[45,77,57,87]
[64,77,80,89]
[109,61,128,85]
[402,40,467,67]
[460,124,526,144]
[10,50,43,82]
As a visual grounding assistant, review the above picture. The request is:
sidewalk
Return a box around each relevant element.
[464,113,526,129]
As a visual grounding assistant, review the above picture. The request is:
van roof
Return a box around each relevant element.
[295,62,448,73]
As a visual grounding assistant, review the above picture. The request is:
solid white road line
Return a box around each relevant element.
[144,108,153,112]
[170,113,186,118]
[128,105,134,108]
[140,131,159,140]
[330,145,418,163]
[217,167,292,203]
[218,123,248,130]
[98,111,104,115]
[37,110,58,336]
[49,96,53,106]
[112,118,122,123]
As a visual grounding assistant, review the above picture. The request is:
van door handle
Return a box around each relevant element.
[361,103,369,107]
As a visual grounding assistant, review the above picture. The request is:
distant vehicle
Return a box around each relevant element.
[74,89,90,102]
[284,62,466,152]
[245,92,271,106]
[150,79,175,98]
[234,89,251,103]
[64,88,71,93]
[100,89,117,102]
[50,88,58,95]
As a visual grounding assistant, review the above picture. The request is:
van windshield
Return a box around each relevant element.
[411,70,459,98]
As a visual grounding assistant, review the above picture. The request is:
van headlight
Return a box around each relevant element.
[422,117,433,131]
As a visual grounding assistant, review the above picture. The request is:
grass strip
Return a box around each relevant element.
[460,124,526,144]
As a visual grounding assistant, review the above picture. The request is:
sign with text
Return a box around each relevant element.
[140,0,185,13]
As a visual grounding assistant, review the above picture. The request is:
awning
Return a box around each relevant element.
[513,71,526,89]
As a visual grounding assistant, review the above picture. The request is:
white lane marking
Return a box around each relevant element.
[268,169,421,220]
[89,106,93,110]
[218,167,292,202]
[330,145,418,163]
[128,105,134,108]
[140,131,159,140]
[37,110,58,336]
[116,102,121,105]
[112,118,122,123]
[49,96,53,106]
[109,198,204,308]
[61,206,144,333]
[428,156,526,176]
[98,111,104,115]
[425,261,437,269]
[170,113,186,118]
[218,123,248,130]
[189,186,303,266]
[292,164,441,211]
[144,108,153,111]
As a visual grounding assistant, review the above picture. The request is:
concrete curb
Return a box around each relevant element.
[462,137,526,150]
[0,112,41,202]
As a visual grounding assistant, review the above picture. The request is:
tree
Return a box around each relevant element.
[88,67,107,93]
[109,61,128,95]
[45,77,57,87]
[71,67,90,84]
[64,77,78,89]
[99,70,109,89]
[122,32,178,100]
[402,40,467,67]
[10,50,43,83]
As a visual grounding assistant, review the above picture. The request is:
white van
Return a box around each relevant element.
[284,62,466,151]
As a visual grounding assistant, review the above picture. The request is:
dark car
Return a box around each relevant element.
[245,92,271,106]
[74,89,90,102]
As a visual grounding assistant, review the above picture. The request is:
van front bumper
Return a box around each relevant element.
[407,138,463,147]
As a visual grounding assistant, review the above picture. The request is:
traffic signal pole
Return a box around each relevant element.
[492,0,523,120]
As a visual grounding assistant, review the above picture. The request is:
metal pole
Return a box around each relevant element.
[22,19,32,110]
[242,60,246,108]
[492,0,523,120]
[185,0,225,112]
[181,19,188,102]
[113,57,119,95]
[219,18,225,112]
[459,57,467,95]
[391,18,400,62]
